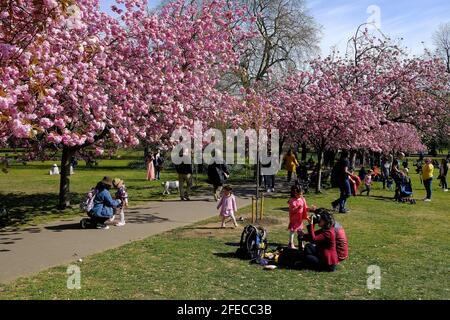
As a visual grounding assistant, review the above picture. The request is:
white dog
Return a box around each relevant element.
[162,181,179,195]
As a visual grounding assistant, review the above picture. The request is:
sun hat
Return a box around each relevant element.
[112,178,124,188]
[101,176,113,187]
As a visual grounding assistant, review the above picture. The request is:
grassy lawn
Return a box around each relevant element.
[0,172,448,300]
[0,154,230,227]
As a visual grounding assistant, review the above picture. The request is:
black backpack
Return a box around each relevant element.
[236,225,268,260]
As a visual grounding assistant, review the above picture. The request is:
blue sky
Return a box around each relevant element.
[99,0,450,56]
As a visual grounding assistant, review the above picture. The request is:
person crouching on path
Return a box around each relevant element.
[112,178,128,227]
[217,185,238,228]
[89,176,121,230]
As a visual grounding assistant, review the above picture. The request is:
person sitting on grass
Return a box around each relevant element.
[301,208,339,272]
[287,185,313,250]
[217,185,238,229]
[89,176,121,230]
[360,170,373,196]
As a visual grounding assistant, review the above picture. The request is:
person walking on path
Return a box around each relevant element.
[438,159,449,192]
[207,161,230,201]
[331,151,352,214]
[217,185,238,228]
[153,150,164,181]
[146,153,156,181]
[284,149,299,183]
[87,177,122,230]
[422,158,434,202]
[175,159,193,201]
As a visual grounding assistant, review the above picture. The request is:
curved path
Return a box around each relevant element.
[0,187,255,284]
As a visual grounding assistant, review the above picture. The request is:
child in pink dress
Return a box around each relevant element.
[288,185,313,249]
[217,185,238,228]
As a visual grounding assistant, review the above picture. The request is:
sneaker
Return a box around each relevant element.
[185,197,191,201]
[266,189,271,193]
[271,188,275,193]
[109,215,116,223]
[445,189,449,192]
[115,222,126,227]
[424,199,431,202]
[96,224,110,230]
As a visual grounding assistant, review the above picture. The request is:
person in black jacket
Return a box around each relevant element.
[207,161,229,201]
[175,160,193,201]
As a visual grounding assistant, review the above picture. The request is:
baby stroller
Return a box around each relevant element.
[397,177,416,204]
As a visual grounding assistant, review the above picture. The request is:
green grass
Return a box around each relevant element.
[0,172,449,300]
[0,153,256,227]
[0,158,210,227]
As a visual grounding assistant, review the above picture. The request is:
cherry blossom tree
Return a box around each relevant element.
[0,0,247,208]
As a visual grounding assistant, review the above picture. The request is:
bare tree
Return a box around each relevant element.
[433,22,450,73]
[223,0,321,91]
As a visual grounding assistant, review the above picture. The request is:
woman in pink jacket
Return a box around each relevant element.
[217,185,238,228]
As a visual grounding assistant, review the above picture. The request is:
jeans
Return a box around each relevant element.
[424,178,433,199]
[264,175,275,189]
[88,212,109,225]
[333,179,351,212]
[441,176,448,189]
[155,167,161,180]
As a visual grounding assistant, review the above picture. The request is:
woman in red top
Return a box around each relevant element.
[303,209,339,272]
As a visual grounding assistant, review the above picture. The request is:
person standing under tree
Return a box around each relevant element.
[331,151,352,214]
[175,154,193,201]
[422,158,434,202]
[146,153,155,181]
[284,149,299,183]
[153,150,164,181]
[438,159,448,192]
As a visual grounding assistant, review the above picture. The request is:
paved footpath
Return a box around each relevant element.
[0,189,254,284]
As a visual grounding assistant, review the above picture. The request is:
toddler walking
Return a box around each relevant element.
[288,185,312,250]
[217,185,238,228]
[112,178,128,227]
[360,170,373,196]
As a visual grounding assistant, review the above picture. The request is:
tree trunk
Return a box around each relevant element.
[301,143,307,162]
[350,150,357,169]
[316,150,324,193]
[58,146,76,210]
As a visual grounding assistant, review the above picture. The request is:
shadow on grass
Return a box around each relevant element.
[213,252,237,259]
[0,192,82,229]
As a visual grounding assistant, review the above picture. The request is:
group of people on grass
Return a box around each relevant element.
[85,148,445,273]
